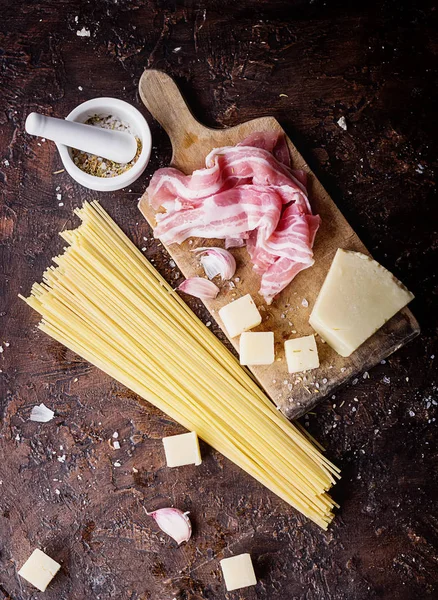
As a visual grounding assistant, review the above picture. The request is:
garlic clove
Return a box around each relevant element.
[146,507,192,545]
[29,403,55,423]
[177,277,219,299]
[193,247,237,280]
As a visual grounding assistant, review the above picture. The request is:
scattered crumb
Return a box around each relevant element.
[301,298,309,308]
[56,193,62,201]
[78,85,83,91]
[173,47,182,53]
[206,321,212,327]
[58,203,64,207]
[57,454,66,463]
[409,410,415,417]
[55,489,61,495]
[114,461,121,467]
[382,376,391,385]
[3,159,10,167]
[363,371,370,379]
[322,378,328,384]
[352,378,358,385]
[112,432,119,439]
[279,93,289,98]
[340,367,346,373]
[169,260,176,268]
[337,116,347,130]
[132,467,139,473]
[52,169,65,175]
[380,359,386,365]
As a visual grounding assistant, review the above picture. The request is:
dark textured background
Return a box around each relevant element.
[1,1,437,599]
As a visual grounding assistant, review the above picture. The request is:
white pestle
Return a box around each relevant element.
[25,112,138,164]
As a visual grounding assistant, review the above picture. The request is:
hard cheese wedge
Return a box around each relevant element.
[309,249,414,357]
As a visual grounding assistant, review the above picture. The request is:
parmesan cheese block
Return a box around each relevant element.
[18,548,61,592]
[220,553,257,591]
[239,331,275,365]
[309,249,414,357]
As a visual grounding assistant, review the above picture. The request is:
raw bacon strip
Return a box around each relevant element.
[260,257,313,305]
[154,186,283,246]
[238,131,292,168]
[148,144,307,212]
[225,237,246,249]
[145,131,320,304]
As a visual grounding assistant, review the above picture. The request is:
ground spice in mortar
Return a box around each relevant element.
[71,114,142,178]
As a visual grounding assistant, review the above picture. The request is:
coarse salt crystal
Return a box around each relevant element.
[114,461,121,467]
[340,367,346,372]
[113,440,120,450]
[382,376,391,384]
[76,27,91,37]
[78,86,83,91]
[112,432,119,439]
[301,298,309,308]
[57,455,66,463]
[322,378,328,384]
[55,489,60,495]
[337,116,347,130]
[352,378,358,385]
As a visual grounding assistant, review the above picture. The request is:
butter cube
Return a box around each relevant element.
[285,334,319,373]
[18,548,61,592]
[240,331,274,365]
[220,553,257,591]
[163,431,202,467]
[218,294,262,338]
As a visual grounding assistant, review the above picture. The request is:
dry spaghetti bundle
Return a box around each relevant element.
[20,201,340,529]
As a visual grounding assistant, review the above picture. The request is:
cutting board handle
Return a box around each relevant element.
[139,70,204,159]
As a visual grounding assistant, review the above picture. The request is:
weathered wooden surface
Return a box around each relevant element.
[138,69,419,419]
[0,1,437,599]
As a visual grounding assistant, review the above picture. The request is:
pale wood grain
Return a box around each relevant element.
[138,70,419,419]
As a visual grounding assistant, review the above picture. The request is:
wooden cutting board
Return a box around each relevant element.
[138,70,420,420]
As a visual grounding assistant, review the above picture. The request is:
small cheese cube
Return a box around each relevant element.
[285,334,319,373]
[218,294,262,338]
[18,548,61,592]
[220,553,257,591]
[239,331,274,365]
[163,431,202,467]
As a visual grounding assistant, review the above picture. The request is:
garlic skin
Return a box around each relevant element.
[177,277,219,299]
[29,403,55,423]
[146,507,192,545]
[194,247,237,280]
